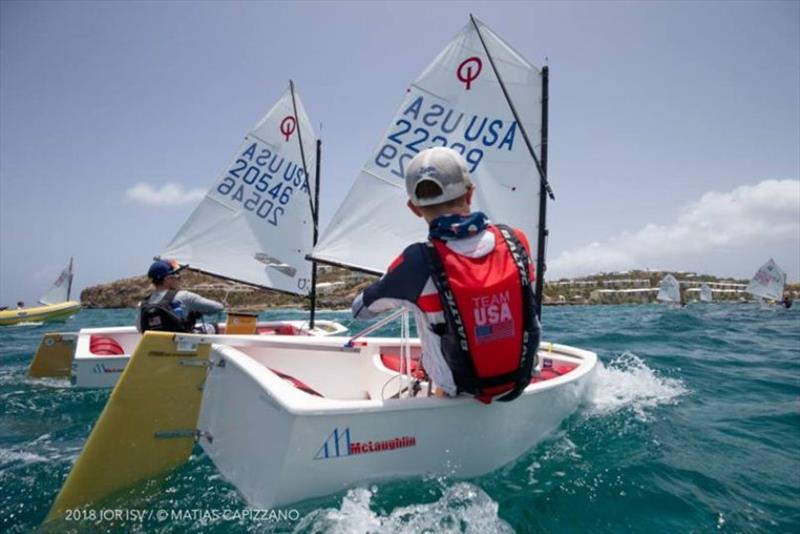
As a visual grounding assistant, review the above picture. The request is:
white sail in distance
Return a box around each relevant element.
[657,274,681,303]
[313,17,543,274]
[39,257,73,305]
[745,259,786,302]
[699,284,712,303]
[162,84,317,296]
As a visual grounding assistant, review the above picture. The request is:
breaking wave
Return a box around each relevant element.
[585,352,688,420]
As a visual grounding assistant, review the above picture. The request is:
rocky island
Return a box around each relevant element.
[80,267,797,309]
[80,266,377,310]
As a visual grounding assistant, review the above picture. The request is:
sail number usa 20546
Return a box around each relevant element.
[214,139,310,227]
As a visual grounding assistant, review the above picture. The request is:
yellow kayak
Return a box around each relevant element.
[0,301,81,326]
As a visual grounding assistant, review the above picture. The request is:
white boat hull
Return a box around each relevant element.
[196,336,596,507]
[45,331,596,520]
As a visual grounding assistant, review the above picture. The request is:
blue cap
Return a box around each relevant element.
[147,259,179,282]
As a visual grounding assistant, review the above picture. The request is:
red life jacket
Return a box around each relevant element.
[423,224,540,403]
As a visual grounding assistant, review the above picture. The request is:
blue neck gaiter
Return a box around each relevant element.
[428,211,490,242]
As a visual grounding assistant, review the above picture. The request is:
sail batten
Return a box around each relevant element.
[313,19,543,275]
[161,86,317,297]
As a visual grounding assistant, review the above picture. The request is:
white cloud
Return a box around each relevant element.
[126,182,206,207]
[549,179,800,278]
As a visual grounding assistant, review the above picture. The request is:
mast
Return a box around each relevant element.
[67,257,74,301]
[535,67,549,319]
[289,80,320,325]
[471,14,552,319]
[308,139,322,329]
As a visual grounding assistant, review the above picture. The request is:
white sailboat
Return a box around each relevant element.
[46,16,597,521]
[161,82,319,297]
[657,274,682,306]
[39,257,75,306]
[745,258,786,304]
[28,84,346,385]
[699,283,713,303]
[0,258,80,326]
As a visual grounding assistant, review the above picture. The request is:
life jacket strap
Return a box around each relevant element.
[494,225,539,403]
[157,289,178,306]
[422,241,478,393]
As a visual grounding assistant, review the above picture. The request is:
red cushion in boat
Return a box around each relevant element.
[274,324,298,335]
[268,368,323,397]
[257,324,299,336]
[89,335,125,356]
[530,360,578,383]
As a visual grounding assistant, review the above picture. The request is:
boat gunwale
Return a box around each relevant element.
[207,337,597,416]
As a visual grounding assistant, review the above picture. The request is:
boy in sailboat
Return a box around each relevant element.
[352,147,540,403]
[137,259,224,333]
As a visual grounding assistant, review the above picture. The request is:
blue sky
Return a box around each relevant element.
[1,0,798,304]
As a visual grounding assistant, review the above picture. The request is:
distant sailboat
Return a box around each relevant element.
[745,259,786,303]
[699,283,713,303]
[657,274,681,306]
[39,257,75,305]
[0,258,80,326]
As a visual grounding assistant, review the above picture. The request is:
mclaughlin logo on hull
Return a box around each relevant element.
[314,428,417,460]
[92,363,125,374]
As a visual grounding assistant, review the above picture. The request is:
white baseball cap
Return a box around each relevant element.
[405,147,473,207]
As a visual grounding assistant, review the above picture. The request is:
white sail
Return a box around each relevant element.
[313,17,543,274]
[745,259,786,302]
[162,85,317,296]
[39,257,73,305]
[657,274,681,303]
[699,284,712,303]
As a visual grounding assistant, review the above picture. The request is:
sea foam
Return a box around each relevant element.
[293,483,512,534]
[585,351,688,421]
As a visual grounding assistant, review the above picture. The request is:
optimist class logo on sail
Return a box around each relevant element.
[280,116,296,141]
[213,137,310,228]
[457,57,482,90]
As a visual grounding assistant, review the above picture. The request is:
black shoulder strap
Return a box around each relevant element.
[495,225,531,288]
[421,242,479,394]
[158,289,178,307]
[494,224,539,402]
[422,242,469,353]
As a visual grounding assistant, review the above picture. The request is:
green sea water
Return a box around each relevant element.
[1,304,798,533]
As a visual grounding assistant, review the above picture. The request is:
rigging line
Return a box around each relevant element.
[289,80,318,226]
[469,14,554,200]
